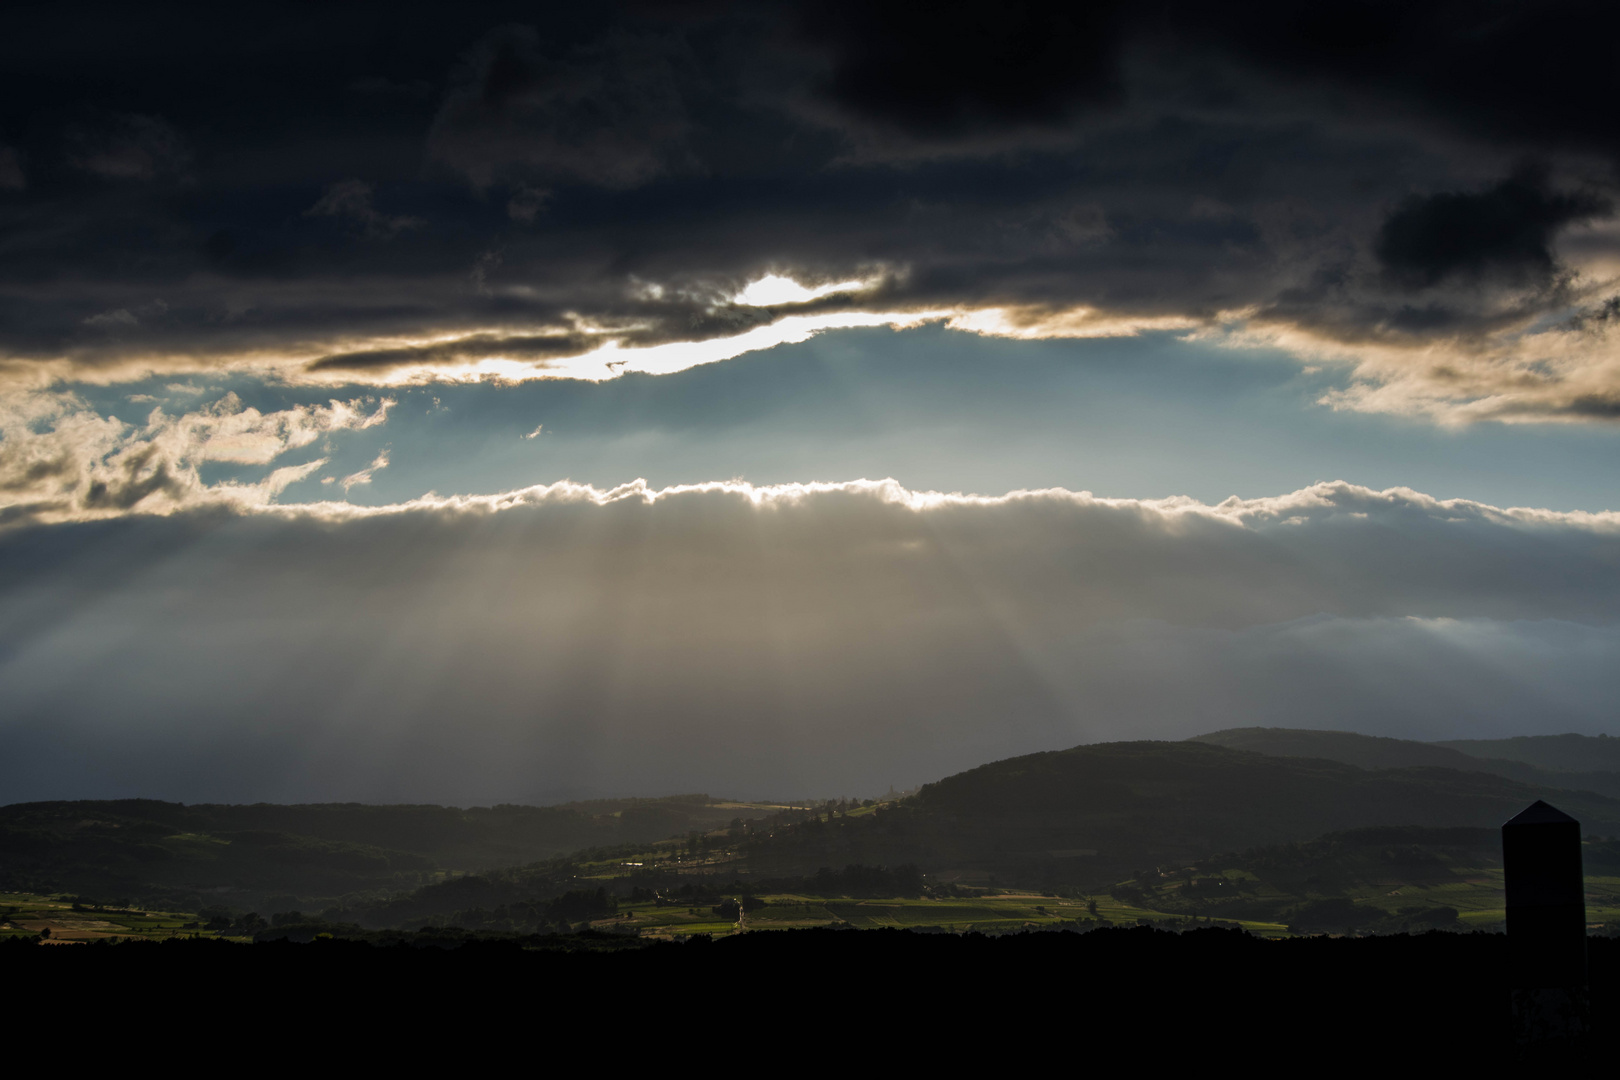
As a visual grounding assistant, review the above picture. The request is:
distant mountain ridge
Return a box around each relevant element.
[1189,727,1620,800]
[1437,733,1620,774]
[737,740,1620,887]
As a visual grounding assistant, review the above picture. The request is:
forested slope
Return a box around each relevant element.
[0,795,773,907]
[1192,727,1620,798]
[737,741,1620,887]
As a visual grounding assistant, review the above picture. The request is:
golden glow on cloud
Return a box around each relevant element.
[339,450,391,492]
[219,475,1620,538]
[1218,311,1620,424]
[8,259,1620,427]
[0,389,394,525]
[946,305,1203,339]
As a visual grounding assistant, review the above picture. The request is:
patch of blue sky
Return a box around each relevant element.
[76,323,1620,511]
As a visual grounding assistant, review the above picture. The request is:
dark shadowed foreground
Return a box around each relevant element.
[9,929,1614,1065]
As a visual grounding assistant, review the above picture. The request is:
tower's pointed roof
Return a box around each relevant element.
[1503,800,1579,827]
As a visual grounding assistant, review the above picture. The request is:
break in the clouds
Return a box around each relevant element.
[3,2,1620,421]
[6,3,1620,806]
[0,478,1617,803]
[12,325,1620,531]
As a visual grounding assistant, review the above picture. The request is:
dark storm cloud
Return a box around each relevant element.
[797,1,1125,139]
[308,331,598,372]
[427,23,698,189]
[1,479,1617,802]
[3,2,1620,418]
[1375,170,1612,289]
[305,179,426,240]
[64,113,191,181]
[0,145,22,190]
[788,1,1620,175]
[1168,2,1620,162]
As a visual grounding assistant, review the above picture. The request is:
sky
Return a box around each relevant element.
[3,2,1620,804]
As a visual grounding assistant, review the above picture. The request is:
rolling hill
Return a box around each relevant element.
[0,795,781,908]
[1437,733,1620,774]
[735,740,1620,887]
[1190,727,1620,799]
[11,734,1620,914]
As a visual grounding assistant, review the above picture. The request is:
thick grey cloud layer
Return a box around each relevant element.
[2,479,1615,803]
[3,3,1619,420]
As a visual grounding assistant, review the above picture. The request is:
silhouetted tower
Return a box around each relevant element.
[1502,800,1588,1045]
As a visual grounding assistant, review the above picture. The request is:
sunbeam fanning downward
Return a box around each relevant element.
[2,478,1617,804]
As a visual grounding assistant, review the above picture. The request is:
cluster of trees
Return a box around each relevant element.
[406,888,622,935]
[68,898,143,914]
[1284,898,1462,935]
[194,906,272,933]
[711,897,767,920]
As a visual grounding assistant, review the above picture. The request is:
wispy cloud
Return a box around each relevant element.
[0,390,392,525]
[340,450,390,492]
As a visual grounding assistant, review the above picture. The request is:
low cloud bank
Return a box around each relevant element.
[1,479,1615,804]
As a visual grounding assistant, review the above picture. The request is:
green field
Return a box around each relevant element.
[585,872,1620,940]
[575,891,1197,938]
[497,815,1620,940]
[9,866,1620,943]
[558,834,1620,940]
[580,889,1284,939]
[0,893,236,943]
